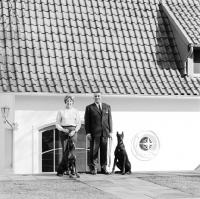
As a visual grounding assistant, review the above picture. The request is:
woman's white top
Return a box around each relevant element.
[56,107,81,132]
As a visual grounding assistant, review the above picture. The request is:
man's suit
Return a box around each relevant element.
[84,102,113,170]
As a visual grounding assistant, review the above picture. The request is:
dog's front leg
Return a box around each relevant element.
[122,156,126,175]
[68,168,73,178]
[69,172,73,178]
[74,162,80,178]
[68,162,73,178]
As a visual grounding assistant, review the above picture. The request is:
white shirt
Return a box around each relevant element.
[56,107,81,132]
[95,103,102,110]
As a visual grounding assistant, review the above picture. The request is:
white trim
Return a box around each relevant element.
[32,126,34,174]
[37,121,56,132]
[53,129,55,172]
[32,119,56,174]
[100,95,200,99]
[12,95,15,174]
[193,74,200,77]
[187,49,194,76]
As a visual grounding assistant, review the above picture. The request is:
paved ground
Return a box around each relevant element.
[1,171,200,199]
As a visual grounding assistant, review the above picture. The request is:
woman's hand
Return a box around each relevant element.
[68,130,76,137]
[63,129,69,134]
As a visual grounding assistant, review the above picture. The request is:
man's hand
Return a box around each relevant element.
[87,134,92,140]
[108,133,112,140]
[68,130,76,137]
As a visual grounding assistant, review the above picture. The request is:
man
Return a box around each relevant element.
[84,92,113,175]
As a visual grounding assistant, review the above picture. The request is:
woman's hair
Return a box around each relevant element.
[64,95,75,104]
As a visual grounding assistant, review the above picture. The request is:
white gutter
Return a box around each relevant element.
[184,44,194,75]
[185,44,194,61]
[1,92,200,99]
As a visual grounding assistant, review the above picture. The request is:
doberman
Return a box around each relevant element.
[57,137,80,178]
[112,132,132,175]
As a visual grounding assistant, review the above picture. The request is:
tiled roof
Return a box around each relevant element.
[163,0,200,45]
[0,0,200,95]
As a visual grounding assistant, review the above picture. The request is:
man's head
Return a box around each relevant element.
[93,92,102,104]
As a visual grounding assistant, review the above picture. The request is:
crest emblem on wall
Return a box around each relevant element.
[131,130,160,161]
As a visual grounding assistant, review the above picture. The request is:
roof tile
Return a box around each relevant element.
[0,0,199,95]
[164,0,200,44]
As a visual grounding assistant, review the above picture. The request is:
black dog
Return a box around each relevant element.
[57,137,80,178]
[112,132,132,175]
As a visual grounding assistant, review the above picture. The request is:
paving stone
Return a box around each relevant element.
[1,172,200,198]
[9,175,38,181]
[0,177,11,181]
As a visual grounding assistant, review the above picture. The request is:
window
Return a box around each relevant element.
[42,127,61,172]
[41,125,88,173]
[193,49,200,74]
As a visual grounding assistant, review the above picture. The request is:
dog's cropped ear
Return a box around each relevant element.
[122,132,124,137]
[117,131,119,135]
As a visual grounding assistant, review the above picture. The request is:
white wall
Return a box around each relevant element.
[0,94,15,174]
[106,96,200,171]
[15,95,200,174]
[15,95,90,174]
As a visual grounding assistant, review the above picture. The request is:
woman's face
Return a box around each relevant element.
[66,98,73,109]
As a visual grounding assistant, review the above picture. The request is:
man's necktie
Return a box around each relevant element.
[98,104,101,113]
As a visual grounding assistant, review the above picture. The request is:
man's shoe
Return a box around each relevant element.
[91,169,97,175]
[101,168,109,175]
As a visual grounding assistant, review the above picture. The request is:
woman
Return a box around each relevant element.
[56,95,81,155]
